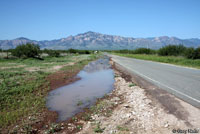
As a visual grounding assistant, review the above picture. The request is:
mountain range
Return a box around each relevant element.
[0,31,200,50]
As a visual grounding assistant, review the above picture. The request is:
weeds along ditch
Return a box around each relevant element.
[0,54,98,129]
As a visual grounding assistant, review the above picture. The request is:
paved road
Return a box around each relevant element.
[109,54,200,108]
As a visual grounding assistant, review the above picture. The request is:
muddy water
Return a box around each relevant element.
[46,57,114,121]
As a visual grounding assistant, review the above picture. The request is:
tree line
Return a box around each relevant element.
[112,45,200,59]
[0,43,92,59]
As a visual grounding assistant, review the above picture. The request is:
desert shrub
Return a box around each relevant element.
[68,49,91,54]
[78,50,91,54]
[184,47,195,59]
[68,48,77,54]
[113,48,156,54]
[134,48,156,54]
[12,43,40,58]
[44,49,60,57]
[158,45,186,56]
[12,45,25,58]
[194,47,200,59]
[118,49,130,54]
[185,47,200,59]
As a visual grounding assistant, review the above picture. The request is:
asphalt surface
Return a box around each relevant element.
[109,54,200,108]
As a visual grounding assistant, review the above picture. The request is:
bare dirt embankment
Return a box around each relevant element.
[77,60,200,134]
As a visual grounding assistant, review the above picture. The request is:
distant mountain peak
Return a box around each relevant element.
[15,37,30,40]
[85,31,96,34]
[80,31,100,35]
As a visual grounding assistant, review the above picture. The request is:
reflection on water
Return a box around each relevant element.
[46,58,114,121]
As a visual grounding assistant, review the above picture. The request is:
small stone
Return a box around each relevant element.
[111,97,120,102]
[61,127,64,129]
[164,123,169,128]
[131,111,136,115]
[124,104,130,108]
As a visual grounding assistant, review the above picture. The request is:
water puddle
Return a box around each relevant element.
[46,57,114,121]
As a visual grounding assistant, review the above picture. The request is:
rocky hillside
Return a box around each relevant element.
[0,31,200,50]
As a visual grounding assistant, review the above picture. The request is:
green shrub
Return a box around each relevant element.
[194,47,200,59]
[68,48,77,54]
[184,47,200,59]
[44,49,61,57]
[113,48,156,54]
[134,48,156,54]
[118,49,130,54]
[12,43,40,58]
[94,122,104,133]
[184,47,195,59]
[68,48,91,54]
[12,45,24,58]
[158,45,186,56]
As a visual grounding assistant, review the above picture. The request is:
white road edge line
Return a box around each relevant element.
[114,59,200,104]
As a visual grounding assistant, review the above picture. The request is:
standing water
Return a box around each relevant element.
[46,57,114,121]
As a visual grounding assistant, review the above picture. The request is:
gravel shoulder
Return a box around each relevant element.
[77,61,200,134]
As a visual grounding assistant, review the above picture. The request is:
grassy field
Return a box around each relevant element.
[0,54,98,129]
[112,53,200,69]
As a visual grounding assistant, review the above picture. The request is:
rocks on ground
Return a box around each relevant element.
[77,70,200,134]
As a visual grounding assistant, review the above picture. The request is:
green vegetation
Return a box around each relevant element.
[111,48,156,55]
[68,48,91,54]
[82,113,92,121]
[158,45,200,59]
[0,43,97,60]
[116,125,129,131]
[185,47,200,59]
[12,43,40,58]
[44,123,62,134]
[90,100,113,117]
[158,45,186,56]
[93,122,105,133]
[129,83,136,87]
[72,117,78,122]
[111,45,200,59]
[113,53,200,69]
[77,100,83,106]
[43,49,61,57]
[0,54,98,129]
[110,45,200,69]
[76,125,83,130]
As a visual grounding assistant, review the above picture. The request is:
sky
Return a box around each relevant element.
[0,0,200,40]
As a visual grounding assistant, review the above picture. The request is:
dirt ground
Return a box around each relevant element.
[76,62,200,134]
